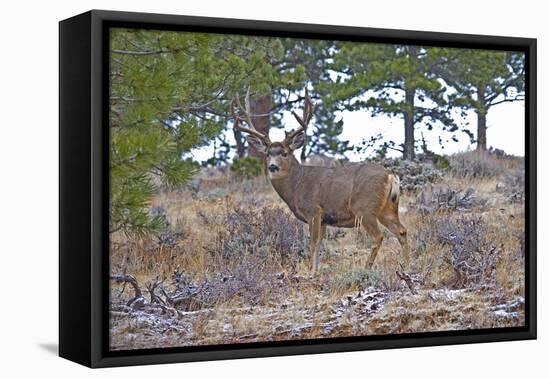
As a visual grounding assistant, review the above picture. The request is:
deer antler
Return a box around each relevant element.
[287,88,313,141]
[231,87,271,145]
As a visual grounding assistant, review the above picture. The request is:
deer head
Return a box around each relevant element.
[231,88,313,180]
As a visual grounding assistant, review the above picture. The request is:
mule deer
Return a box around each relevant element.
[231,89,408,274]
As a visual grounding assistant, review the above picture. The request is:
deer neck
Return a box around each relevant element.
[269,157,304,213]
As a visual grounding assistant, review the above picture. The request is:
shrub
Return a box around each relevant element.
[375,158,443,192]
[412,185,487,214]
[329,268,382,293]
[496,168,525,203]
[218,206,260,258]
[230,157,263,179]
[449,150,507,178]
[162,257,282,310]
[258,207,309,261]
[431,154,451,170]
[410,214,501,289]
[211,205,308,264]
[198,258,279,306]
[436,215,500,288]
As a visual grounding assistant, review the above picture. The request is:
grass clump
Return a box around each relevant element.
[329,268,382,293]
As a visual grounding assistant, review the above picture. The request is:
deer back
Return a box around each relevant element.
[270,161,392,227]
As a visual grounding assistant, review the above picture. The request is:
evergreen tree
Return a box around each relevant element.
[437,50,525,150]
[305,104,352,159]
[324,43,456,160]
[274,39,352,160]
[109,29,288,236]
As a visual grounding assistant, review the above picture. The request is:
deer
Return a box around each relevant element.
[231,88,408,275]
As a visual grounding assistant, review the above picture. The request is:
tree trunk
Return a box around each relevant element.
[248,93,271,161]
[476,86,487,151]
[233,128,245,158]
[403,87,416,160]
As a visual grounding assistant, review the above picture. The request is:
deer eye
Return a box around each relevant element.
[282,152,288,157]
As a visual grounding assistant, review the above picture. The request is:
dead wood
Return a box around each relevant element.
[110,274,144,307]
[396,270,418,294]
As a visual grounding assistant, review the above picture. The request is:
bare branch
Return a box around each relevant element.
[396,271,418,294]
[110,274,144,307]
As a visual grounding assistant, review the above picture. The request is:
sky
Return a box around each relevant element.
[189,99,525,163]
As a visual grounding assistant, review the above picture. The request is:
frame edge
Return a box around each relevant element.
[59,11,93,368]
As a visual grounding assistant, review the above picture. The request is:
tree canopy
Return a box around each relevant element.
[321,44,464,159]
[435,50,525,150]
[109,28,525,237]
[109,29,299,235]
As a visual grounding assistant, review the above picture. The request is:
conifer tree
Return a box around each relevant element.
[109,29,288,236]
[437,50,525,150]
[325,43,456,160]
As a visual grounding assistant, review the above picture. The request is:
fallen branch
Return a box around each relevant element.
[110,274,144,307]
[145,276,166,305]
[396,271,418,294]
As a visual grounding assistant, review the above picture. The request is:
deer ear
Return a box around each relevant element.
[288,131,305,150]
[246,135,267,154]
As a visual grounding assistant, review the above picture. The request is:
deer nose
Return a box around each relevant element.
[268,164,279,173]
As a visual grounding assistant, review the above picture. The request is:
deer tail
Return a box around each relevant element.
[388,174,400,204]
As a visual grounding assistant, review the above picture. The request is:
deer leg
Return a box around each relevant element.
[362,219,384,268]
[308,210,323,275]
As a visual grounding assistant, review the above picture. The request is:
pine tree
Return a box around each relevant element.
[273,39,351,160]
[437,50,525,151]
[109,29,287,236]
[324,43,456,160]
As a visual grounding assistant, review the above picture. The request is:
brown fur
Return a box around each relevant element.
[269,153,408,273]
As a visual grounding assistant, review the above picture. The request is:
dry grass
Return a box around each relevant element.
[109,151,525,351]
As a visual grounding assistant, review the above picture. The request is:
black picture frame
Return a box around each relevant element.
[59,9,537,368]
